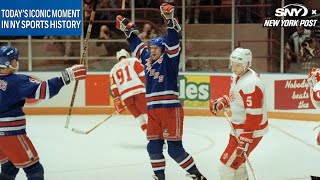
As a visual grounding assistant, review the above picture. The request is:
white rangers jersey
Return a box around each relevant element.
[110,57,146,100]
[229,69,269,138]
[311,81,320,109]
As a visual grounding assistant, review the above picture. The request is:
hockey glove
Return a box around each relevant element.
[236,132,253,156]
[61,64,86,85]
[160,3,181,32]
[209,95,230,115]
[116,15,139,38]
[114,97,125,114]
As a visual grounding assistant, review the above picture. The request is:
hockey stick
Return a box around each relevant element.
[122,0,125,10]
[64,0,98,128]
[313,124,320,131]
[72,111,118,135]
[121,0,126,16]
[222,109,258,180]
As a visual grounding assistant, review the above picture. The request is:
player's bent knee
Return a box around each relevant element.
[1,161,19,178]
[147,140,164,154]
[167,140,185,159]
[23,162,44,180]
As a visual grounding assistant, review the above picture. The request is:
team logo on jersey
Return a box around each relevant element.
[146,59,152,71]
[158,75,164,82]
[229,91,235,102]
[0,80,8,91]
[29,77,41,84]
[163,128,169,137]
[263,4,318,27]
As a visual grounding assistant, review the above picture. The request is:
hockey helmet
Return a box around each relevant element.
[116,49,130,61]
[150,36,165,52]
[0,46,19,69]
[229,47,252,69]
[308,67,320,86]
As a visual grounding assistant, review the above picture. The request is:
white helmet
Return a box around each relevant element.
[229,47,252,69]
[116,49,130,61]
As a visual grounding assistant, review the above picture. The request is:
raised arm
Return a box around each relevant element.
[160,3,181,59]
[116,15,150,65]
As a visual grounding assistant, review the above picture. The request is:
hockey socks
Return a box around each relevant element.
[0,161,19,180]
[167,141,200,175]
[147,140,166,179]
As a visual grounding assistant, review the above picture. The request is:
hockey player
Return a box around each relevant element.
[0,45,86,180]
[116,3,207,180]
[209,47,269,180]
[110,49,147,133]
[307,67,320,145]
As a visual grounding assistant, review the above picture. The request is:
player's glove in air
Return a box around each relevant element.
[160,3,181,32]
[61,64,87,85]
[116,15,139,38]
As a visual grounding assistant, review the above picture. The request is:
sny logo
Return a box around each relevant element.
[263,3,318,28]
[275,4,309,17]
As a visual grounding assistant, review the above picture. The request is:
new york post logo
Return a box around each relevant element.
[263,4,318,27]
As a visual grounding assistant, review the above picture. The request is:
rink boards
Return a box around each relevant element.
[22,71,320,121]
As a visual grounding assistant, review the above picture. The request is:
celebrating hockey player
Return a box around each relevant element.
[116,3,207,180]
[0,45,86,180]
[307,67,320,145]
[110,49,147,133]
[209,47,269,180]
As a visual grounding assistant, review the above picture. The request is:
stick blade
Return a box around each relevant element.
[71,128,89,135]
[64,115,71,128]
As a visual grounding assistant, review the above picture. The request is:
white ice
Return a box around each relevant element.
[13,115,320,180]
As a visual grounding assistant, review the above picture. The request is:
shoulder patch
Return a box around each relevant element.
[29,76,41,84]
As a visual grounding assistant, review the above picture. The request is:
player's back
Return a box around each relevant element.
[110,57,145,100]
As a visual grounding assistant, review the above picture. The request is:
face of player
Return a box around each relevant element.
[0,59,18,74]
[149,45,162,61]
[231,61,247,76]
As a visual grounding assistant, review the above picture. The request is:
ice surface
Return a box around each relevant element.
[11,115,320,180]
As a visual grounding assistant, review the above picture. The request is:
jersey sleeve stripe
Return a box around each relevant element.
[45,81,50,99]
[133,43,147,59]
[166,47,180,58]
[164,43,180,50]
[40,81,46,99]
